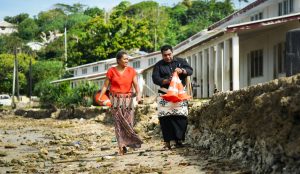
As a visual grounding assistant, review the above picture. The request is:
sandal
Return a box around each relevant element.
[118,147,126,155]
[162,142,171,151]
[175,141,185,148]
[122,146,127,154]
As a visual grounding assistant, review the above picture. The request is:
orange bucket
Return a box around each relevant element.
[94,90,112,107]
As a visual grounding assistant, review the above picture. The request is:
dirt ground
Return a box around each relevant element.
[0,113,250,174]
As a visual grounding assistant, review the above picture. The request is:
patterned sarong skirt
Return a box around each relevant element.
[157,95,188,142]
[110,93,143,148]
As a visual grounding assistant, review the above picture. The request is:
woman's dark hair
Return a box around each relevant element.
[116,50,127,60]
[160,44,173,53]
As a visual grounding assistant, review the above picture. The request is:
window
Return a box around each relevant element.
[72,82,77,88]
[250,12,263,21]
[93,66,98,72]
[259,12,263,20]
[187,56,191,64]
[74,70,77,76]
[82,68,87,74]
[104,64,109,70]
[289,0,294,12]
[132,61,140,68]
[148,57,157,66]
[250,49,263,78]
[279,3,283,16]
[278,0,293,16]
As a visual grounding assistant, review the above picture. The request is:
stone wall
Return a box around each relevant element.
[186,74,300,173]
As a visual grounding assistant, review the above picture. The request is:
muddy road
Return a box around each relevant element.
[0,112,250,174]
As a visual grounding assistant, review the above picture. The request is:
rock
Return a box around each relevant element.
[102,163,114,167]
[100,147,111,151]
[39,148,48,155]
[4,144,17,149]
[125,162,139,166]
[178,161,191,166]
[0,151,7,157]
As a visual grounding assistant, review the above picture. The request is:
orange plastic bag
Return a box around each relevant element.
[94,90,112,107]
[161,72,191,103]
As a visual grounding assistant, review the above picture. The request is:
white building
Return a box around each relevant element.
[26,42,44,51]
[0,21,17,35]
[52,0,300,98]
[51,52,162,97]
[171,0,300,98]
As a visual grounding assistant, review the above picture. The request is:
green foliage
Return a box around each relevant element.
[17,18,39,41]
[38,81,71,107]
[37,9,67,32]
[38,81,98,108]
[38,37,65,61]
[0,53,34,94]
[4,13,29,24]
[0,35,23,54]
[84,7,105,18]
[32,60,64,95]
[67,15,152,65]
[182,0,192,8]
[124,1,159,16]
[123,1,169,51]
[66,13,91,29]
[168,4,188,25]
[110,1,131,19]
[54,3,87,14]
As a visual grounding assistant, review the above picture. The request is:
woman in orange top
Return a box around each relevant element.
[98,50,143,155]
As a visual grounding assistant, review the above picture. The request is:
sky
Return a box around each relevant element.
[0,0,253,21]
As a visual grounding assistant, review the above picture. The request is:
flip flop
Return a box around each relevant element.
[175,143,185,148]
[122,146,127,154]
[161,142,171,151]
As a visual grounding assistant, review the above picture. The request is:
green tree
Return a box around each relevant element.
[17,18,39,41]
[110,1,131,20]
[37,9,67,32]
[0,53,34,94]
[4,13,29,24]
[54,3,87,14]
[67,15,151,65]
[65,13,91,29]
[168,4,188,25]
[0,35,23,54]
[32,60,64,95]
[84,7,105,18]
[182,0,192,8]
[37,37,64,61]
[123,1,170,51]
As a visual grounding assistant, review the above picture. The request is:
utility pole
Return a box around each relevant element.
[16,49,19,101]
[154,7,159,51]
[11,48,17,108]
[29,53,33,100]
[154,28,157,51]
[64,27,67,64]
